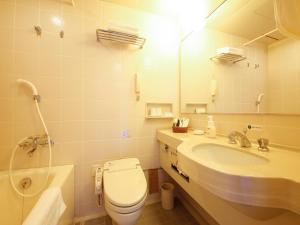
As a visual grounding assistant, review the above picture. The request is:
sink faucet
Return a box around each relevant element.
[228,131,252,148]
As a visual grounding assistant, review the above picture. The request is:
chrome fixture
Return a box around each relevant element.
[34,26,42,36]
[228,131,252,148]
[256,93,265,113]
[257,138,269,152]
[60,30,64,38]
[17,79,41,102]
[19,177,32,190]
[96,29,146,49]
[19,135,54,157]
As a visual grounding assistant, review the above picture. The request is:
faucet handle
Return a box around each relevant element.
[228,132,237,144]
[257,138,269,151]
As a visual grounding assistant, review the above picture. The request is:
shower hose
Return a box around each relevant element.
[9,99,52,197]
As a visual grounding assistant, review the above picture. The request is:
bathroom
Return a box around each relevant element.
[1,0,300,225]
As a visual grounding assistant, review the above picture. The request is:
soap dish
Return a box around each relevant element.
[172,126,188,133]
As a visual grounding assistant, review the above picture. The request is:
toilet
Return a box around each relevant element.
[103,158,147,225]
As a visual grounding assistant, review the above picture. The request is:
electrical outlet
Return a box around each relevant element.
[121,129,130,138]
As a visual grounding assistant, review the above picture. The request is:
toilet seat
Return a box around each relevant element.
[103,158,147,225]
[105,191,147,214]
[103,158,147,207]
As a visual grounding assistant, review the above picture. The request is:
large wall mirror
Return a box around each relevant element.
[180,0,300,115]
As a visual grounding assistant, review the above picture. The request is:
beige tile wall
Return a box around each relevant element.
[267,38,300,114]
[0,0,178,217]
[185,113,300,150]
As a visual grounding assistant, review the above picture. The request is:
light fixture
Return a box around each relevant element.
[51,16,63,27]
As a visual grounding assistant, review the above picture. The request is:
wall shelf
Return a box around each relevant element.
[183,103,207,114]
[145,103,173,119]
[210,47,246,64]
[210,53,246,64]
[96,29,146,49]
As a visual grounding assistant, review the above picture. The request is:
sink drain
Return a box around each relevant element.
[19,177,32,190]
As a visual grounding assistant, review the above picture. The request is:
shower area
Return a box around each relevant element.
[0,77,74,224]
[0,77,74,225]
[1,78,51,222]
[0,1,74,224]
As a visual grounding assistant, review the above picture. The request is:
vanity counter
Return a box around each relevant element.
[157,129,300,215]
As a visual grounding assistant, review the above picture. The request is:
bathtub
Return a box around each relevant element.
[0,165,74,225]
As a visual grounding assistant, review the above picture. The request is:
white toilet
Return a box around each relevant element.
[103,158,147,225]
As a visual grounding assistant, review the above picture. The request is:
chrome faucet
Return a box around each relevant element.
[257,138,269,151]
[26,136,39,156]
[19,135,54,157]
[228,131,252,148]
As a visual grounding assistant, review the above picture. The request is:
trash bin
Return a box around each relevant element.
[161,182,174,210]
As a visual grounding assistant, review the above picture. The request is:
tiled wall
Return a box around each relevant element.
[267,38,300,114]
[0,0,178,217]
[185,114,300,150]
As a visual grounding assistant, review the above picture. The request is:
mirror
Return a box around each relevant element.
[180,0,300,115]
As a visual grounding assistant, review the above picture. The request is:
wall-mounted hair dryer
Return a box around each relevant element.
[17,79,40,102]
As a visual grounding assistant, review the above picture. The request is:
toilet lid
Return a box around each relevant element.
[104,158,147,207]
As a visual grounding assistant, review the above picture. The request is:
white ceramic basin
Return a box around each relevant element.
[192,143,268,166]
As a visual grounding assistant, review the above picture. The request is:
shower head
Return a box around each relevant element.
[17,79,40,102]
[255,93,265,110]
[17,79,39,96]
[257,93,265,104]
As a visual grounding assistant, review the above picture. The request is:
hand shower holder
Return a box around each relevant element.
[33,94,41,102]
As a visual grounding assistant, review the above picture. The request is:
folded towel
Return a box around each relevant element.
[107,22,139,36]
[22,187,66,225]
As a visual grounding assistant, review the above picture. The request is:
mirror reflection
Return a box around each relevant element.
[180,0,300,114]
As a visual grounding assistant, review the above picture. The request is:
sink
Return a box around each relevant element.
[158,129,300,215]
[192,144,268,166]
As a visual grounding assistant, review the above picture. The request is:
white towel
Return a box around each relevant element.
[107,22,139,36]
[22,187,66,225]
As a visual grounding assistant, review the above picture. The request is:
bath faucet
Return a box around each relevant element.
[19,135,54,156]
[228,131,252,148]
[26,136,39,156]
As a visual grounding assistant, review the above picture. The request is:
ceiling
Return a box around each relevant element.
[101,0,286,45]
[101,0,226,18]
[206,0,286,44]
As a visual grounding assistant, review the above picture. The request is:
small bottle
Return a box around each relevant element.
[206,115,216,138]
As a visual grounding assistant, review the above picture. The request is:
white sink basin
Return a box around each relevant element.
[158,129,300,215]
[192,143,268,166]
